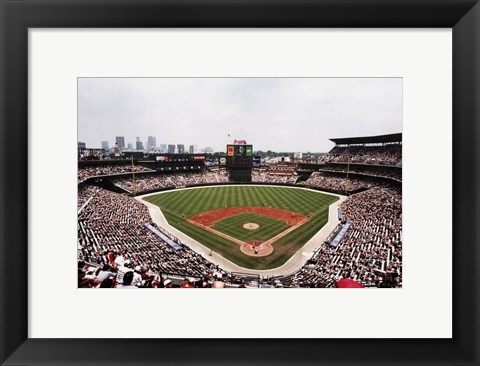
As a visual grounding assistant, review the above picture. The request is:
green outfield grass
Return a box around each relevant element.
[211,212,290,242]
[143,185,338,270]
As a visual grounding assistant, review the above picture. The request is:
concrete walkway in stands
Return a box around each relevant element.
[135,185,347,277]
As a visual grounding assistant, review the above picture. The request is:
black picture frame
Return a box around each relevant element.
[1,0,479,365]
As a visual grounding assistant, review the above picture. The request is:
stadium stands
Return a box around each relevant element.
[251,169,298,184]
[78,164,154,183]
[318,164,402,181]
[78,133,402,288]
[280,187,402,287]
[111,170,229,193]
[322,133,402,166]
[78,188,218,279]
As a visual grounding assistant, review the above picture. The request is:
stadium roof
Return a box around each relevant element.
[329,133,402,145]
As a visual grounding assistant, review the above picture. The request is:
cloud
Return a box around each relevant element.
[78,78,402,152]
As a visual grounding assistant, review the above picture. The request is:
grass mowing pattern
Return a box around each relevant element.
[211,213,290,242]
[144,186,338,270]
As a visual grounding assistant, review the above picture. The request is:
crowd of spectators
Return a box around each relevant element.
[322,144,402,166]
[78,258,235,289]
[203,169,230,183]
[78,164,154,183]
[305,171,381,193]
[111,174,176,192]
[78,185,100,211]
[318,164,402,181]
[252,169,298,184]
[78,187,218,278]
[111,170,230,193]
[282,187,402,287]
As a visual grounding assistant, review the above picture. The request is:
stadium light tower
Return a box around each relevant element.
[344,155,350,195]
[131,155,136,196]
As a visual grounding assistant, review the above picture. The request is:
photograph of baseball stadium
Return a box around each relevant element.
[77,77,402,289]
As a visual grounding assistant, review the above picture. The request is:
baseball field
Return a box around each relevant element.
[143,185,338,270]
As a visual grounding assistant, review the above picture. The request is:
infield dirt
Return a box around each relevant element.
[189,206,307,226]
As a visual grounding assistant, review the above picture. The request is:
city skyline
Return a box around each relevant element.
[78,78,402,153]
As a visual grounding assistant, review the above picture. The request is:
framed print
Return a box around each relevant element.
[30,29,451,340]
[1,1,479,365]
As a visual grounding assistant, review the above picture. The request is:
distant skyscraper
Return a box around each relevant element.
[136,137,143,151]
[101,141,109,151]
[78,142,86,153]
[167,144,175,154]
[189,145,194,154]
[127,143,133,150]
[147,136,156,151]
[115,136,125,150]
[177,144,185,154]
[160,144,167,153]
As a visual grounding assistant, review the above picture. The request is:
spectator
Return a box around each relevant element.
[78,269,92,288]
[98,278,116,288]
[132,266,143,287]
[116,260,133,285]
[96,264,115,283]
[181,277,195,288]
[117,271,138,289]
[212,273,225,288]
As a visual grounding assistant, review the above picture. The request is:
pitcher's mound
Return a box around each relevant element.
[243,223,259,230]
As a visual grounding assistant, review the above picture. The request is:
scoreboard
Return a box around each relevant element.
[227,144,253,157]
[226,155,252,168]
[226,144,253,168]
[226,144,253,182]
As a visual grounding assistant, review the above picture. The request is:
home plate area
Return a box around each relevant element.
[188,207,309,257]
[241,241,273,256]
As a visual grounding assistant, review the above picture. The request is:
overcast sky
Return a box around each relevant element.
[78,78,402,153]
